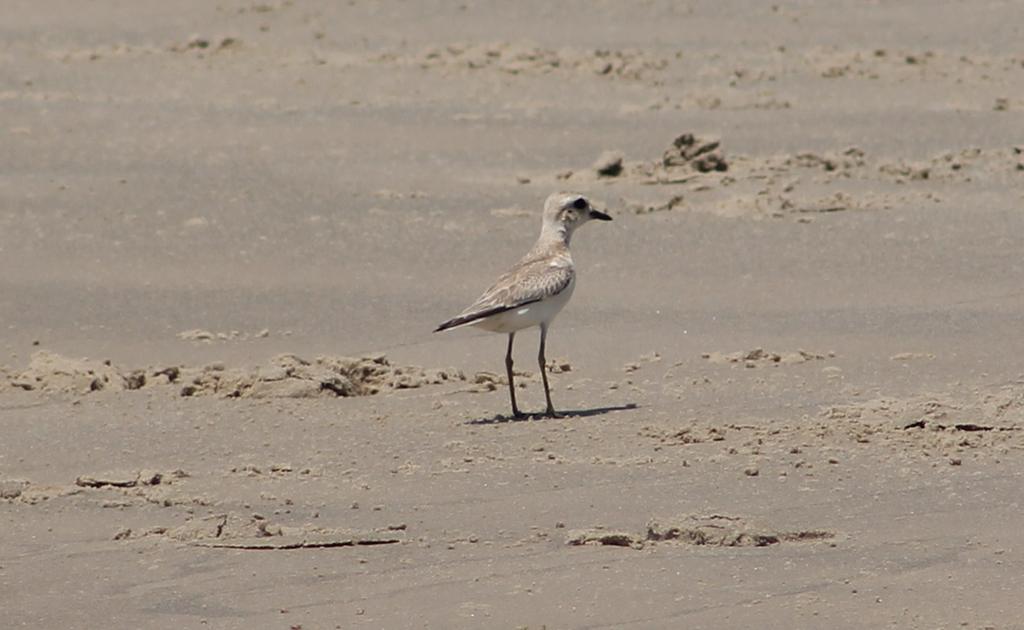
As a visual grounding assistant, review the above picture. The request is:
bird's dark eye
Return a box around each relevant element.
[572,197,587,210]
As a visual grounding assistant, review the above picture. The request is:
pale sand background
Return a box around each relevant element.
[2,1,1024,628]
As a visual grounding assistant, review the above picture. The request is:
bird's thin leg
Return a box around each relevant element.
[538,324,560,418]
[505,332,523,418]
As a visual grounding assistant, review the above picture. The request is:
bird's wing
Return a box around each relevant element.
[435,254,574,332]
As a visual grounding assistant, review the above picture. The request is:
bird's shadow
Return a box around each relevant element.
[465,403,638,425]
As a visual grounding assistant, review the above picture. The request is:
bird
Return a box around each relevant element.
[435,192,612,418]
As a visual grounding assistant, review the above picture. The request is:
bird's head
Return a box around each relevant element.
[541,192,612,242]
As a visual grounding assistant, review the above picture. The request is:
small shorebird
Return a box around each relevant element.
[435,192,612,418]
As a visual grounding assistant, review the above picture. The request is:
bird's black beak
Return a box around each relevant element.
[590,209,613,221]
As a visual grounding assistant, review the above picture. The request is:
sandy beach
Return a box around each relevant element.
[2,1,1024,628]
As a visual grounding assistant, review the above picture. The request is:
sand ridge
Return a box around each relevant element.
[6,350,464,398]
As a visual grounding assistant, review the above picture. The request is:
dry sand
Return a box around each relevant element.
[2,1,1024,628]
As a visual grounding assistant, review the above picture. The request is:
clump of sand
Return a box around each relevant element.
[0,478,82,505]
[547,131,733,188]
[6,351,464,399]
[662,133,729,173]
[402,42,668,80]
[9,351,142,394]
[118,512,404,549]
[645,514,833,547]
[567,514,834,549]
[702,348,829,367]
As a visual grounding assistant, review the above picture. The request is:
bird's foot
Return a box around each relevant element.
[543,407,562,419]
